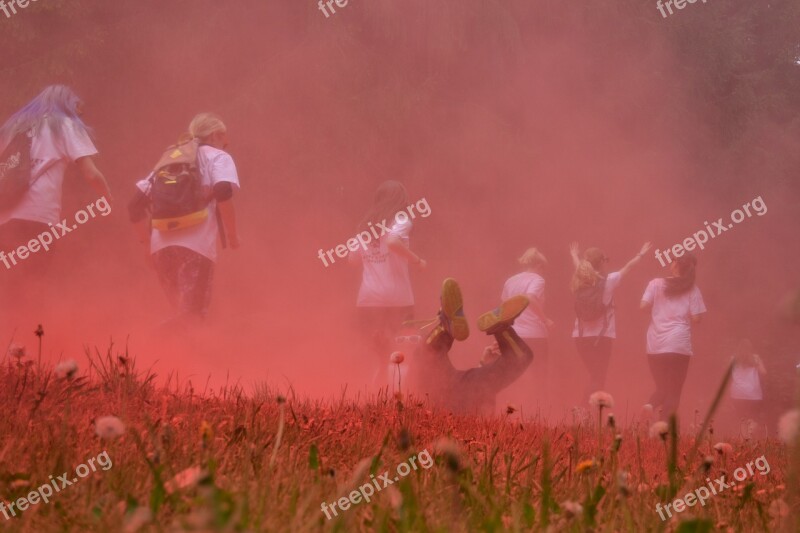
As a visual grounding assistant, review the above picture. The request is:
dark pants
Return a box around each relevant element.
[153,246,215,321]
[0,219,54,277]
[731,399,763,423]
[647,353,691,417]
[575,337,613,398]
[0,219,53,325]
[415,327,534,413]
[358,305,414,364]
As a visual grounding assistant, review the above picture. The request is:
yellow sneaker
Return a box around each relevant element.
[440,278,469,341]
[477,295,530,335]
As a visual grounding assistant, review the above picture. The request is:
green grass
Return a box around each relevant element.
[0,346,795,532]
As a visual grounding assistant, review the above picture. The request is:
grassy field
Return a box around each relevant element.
[0,346,796,532]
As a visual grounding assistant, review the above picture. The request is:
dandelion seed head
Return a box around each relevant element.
[589,391,614,409]
[8,343,26,359]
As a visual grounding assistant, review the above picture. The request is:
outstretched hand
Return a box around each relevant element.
[639,242,652,256]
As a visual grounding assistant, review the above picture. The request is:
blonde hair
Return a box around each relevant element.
[518,248,547,270]
[188,112,226,142]
[570,260,601,293]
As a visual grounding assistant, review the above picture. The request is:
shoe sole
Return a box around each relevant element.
[441,278,469,341]
[477,295,530,334]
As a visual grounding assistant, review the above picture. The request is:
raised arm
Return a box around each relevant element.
[569,242,581,268]
[618,241,652,278]
[754,353,767,375]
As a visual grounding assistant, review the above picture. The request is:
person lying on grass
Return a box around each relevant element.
[394,278,533,414]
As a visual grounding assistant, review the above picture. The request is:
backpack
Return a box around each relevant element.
[0,132,33,211]
[574,278,610,337]
[148,140,209,231]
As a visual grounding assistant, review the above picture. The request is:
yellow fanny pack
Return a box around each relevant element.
[151,208,209,231]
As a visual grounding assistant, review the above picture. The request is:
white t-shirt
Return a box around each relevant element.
[356,219,414,307]
[730,364,763,400]
[501,271,547,339]
[642,278,706,356]
[136,145,240,262]
[0,118,98,225]
[572,271,622,338]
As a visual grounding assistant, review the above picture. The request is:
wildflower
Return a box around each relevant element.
[589,391,614,409]
[778,409,799,444]
[165,466,205,493]
[8,343,26,359]
[575,459,596,473]
[95,416,125,439]
[713,442,733,456]
[702,455,714,472]
[54,359,79,379]
[649,421,669,440]
[390,351,405,364]
[641,403,654,418]
[276,395,286,405]
[562,500,583,518]
[607,412,616,429]
[34,324,44,338]
[506,404,517,415]
[613,433,622,452]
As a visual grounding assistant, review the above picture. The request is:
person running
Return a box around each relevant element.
[129,113,240,327]
[641,253,706,418]
[729,338,767,426]
[499,248,553,406]
[403,278,533,413]
[0,85,112,319]
[350,180,426,384]
[569,241,651,399]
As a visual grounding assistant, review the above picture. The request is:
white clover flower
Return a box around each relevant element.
[95,416,125,440]
[54,359,78,379]
[165,466,205,493]
[390,351,405,364]
[649,421,669,440]
[713,442,733,455]
[562,500,583,518]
